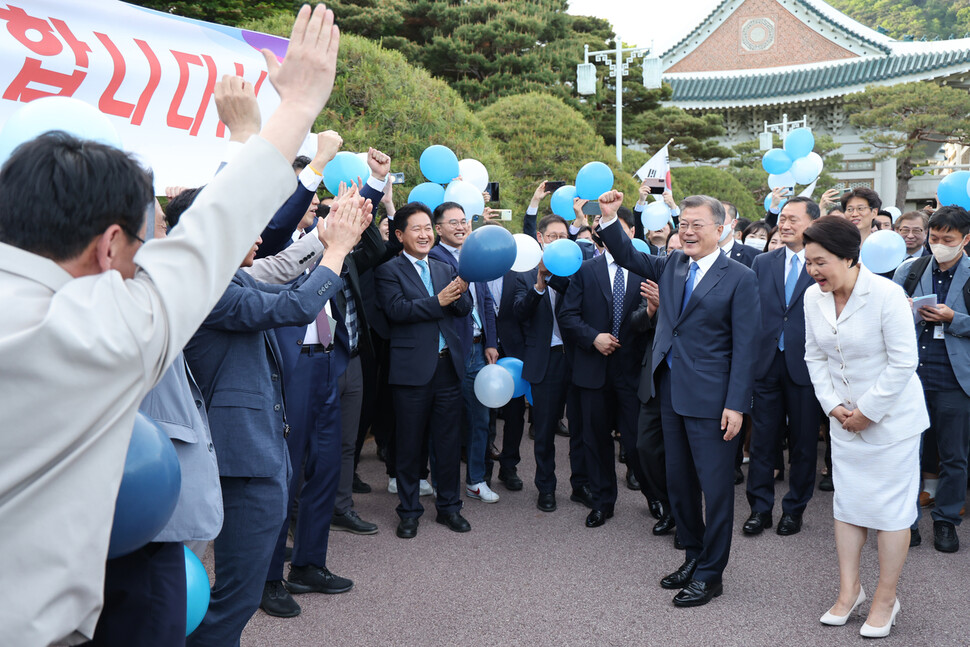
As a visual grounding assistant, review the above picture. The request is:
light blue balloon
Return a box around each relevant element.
[641,201,671,230]
[419,144,460,184]
[408,182,446,210]
[550,185,578,218]
[575,161,614,200]
[184,546,210,636]
[323,151,370,195]
[762,148,793,175]
[474,363,515,408]
[632,238,652,254]
[860,230,907,274]
[764,193,788,213]
[496,357,526,398]
[0,96,122,164]
[783,127,815,159]
[542,238,583,277]
[938,170,970,209]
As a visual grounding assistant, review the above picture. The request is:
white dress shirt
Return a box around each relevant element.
[784,246,806,283]
[441,242,481,335]
[720,236,736,256]
[687,247,721,290]
[604,251,628,291]
[0,137,294,646]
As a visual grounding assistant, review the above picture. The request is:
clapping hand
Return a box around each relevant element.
[215,75,260,143]
[438,278,464,306]
[321,183,370,253]
[640,279,659,317]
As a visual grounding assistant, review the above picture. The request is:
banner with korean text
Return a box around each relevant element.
[0,0,289,190]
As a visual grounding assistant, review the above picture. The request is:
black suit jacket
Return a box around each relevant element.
[496,270,527,359]
[558,254,646,390]
[723,240,759,268]
[374,254,472,385]
[512,269,571,384]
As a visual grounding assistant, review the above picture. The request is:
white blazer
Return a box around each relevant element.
[803,265,929,445]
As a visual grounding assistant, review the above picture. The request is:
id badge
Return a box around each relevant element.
[934,325,945,340]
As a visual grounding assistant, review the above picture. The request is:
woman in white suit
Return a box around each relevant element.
[801,216,929,639]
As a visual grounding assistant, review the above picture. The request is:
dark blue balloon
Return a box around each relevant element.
[458,225,517,282]
[496,356,526,398]
[108,413,181,559]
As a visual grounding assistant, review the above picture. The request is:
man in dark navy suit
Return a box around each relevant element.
[719,201,759,268]
[743,196,821,538]
[597,191,760,607]
[559,206,648,527]
[375,202,473,539]
[429,202,500,503]
[513,214,591,512]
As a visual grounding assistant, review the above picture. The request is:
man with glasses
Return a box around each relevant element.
[840,187,882,245]
[895,211,930,261]
[597,192,760,607]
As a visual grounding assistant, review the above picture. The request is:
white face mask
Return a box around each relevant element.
[930,242,966,264]
[719,222,734,243]
[744,237,766,251]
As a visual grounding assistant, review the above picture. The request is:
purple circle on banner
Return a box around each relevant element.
[241,30,289,61]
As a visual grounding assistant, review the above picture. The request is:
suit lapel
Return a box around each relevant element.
[946,256,970,310]
[594,256,612,307]
[678,254,728,322]
[670,253,689,316]
[400,255,431,296]
[919,258,934,298]
[836,267,871,323]
[772,248,786,306]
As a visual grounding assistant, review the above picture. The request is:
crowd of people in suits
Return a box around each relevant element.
[2,6,969,645]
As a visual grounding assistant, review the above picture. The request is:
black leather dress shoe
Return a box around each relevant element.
[625,469,641,491]
[376,445,387,463]
[776,512,802,536]
[818,472,834,491]
[672,579,723,607]
[585,509,613,527]
[660,558,697,589]
[498,469,523,491]
[436,511,471,533]
[673,535,684,550]
[352,472,372,494]
[331,510,378,535]
[734,467,744,485]
[934,520,959,553]
[261,580,301,617]
[285,564,353,594]
[396,517,418,539]
[537,492,557,512]
[556,420,569,437]
[648,499,664,520]
[742,511,773,536]
[570,484,595,509]
[618,445,627,464]
[653,514,676,536]
[910,527,922,547]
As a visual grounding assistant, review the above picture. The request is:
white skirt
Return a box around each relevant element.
[831,432,920,531]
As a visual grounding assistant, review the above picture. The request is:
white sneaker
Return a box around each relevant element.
[419,479,434,497]
[387,477,397,494]
[466,481,500,503]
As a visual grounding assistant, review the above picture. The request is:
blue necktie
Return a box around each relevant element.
[779,255,800,351]
[611,263,624,339]
[417,260,446,352]
[668,261,698,368]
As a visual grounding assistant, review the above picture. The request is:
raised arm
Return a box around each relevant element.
[595,190,663,281]
[244,230,323,284]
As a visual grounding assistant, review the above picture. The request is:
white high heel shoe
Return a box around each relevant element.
[820,587,866,626]
[860,599,900,638]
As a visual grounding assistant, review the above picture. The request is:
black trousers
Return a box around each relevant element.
[392,356,462,518]
[637,395,669,508]
[83,541,186,647]
[746,349,820,516]
[497,395,526,474]
[530,347,570,494]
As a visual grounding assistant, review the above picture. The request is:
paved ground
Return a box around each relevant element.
[218,427,969,647]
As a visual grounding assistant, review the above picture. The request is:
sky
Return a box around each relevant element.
[567,0,723,54]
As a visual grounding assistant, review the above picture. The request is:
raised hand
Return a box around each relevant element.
[530,180,551,208]
[367,147,391,180]
[321,187,364,255]
[311,130,342,169]
[214,75,261,143]
[640,279,659,316]
[819,188,840,211]
[598,190,624,220]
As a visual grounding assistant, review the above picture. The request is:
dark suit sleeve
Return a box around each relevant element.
[724,268,760,414]
[629,296,656,334]
[513,272,542,322]
[597,220,663,281]
[255,181,312,259]
[764,210,777,228]
[522,207,537,239]
[558,268,600,349]
[375,263,447,323]
[203,267,342,332]
[448,265,473,317]
[481,283,498,349]
[349,218,385,273]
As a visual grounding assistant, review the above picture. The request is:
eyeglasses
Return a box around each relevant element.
[678,220,713,232]
[897,227,924,236]
[121,224,145,244]
[844,207,871,215]
[441,219,465,228]
[542,233,567,241]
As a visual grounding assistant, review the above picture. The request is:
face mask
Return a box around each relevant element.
[744,237,766,251]
[930,242,966,264]
[719,223,733,243]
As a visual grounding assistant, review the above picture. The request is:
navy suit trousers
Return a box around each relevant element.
[530,347,569,494]
[658,364,738,584]
[637,396,668,508]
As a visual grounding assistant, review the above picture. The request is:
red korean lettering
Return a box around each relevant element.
[0,5,60,55]
[131,40,160,126]
[94,32,134,118]
[50,18,91,67]
[167,50,202,131]
[2,59,84,101]
[188,54,217,136]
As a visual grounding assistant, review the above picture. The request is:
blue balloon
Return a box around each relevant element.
[860,230,907,274]
[459,225,517,282]
[524,381,533,406]
[496,357,526,398]
[408,182,446,211]
[575,161,614,200]
[108,413,181,559]
[762,148,793,175]
[550,185,578,218]
[542,238,583,276]
[632,238,652,254]
[419,145,460,184]
[184,546,210,636]
[937,170,970,209]
[323,152,370,195]
[783,127,815,159]
[764,193,788,213]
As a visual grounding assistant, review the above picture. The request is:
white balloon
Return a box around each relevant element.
[444,180,485,219]
[511,233,543,272]
[641,200,671,230]
[790,152,823,185]
[458,158,489,193]
[474,364,514,408]
[767,171,796,190]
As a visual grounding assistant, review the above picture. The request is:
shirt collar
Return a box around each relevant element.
[785,245,805,265]
[0,240,82,292]
[691,247,721,274]
[402,250,427,267]
[720,236,735,254]
[604,251,621,267]
[439,241,460,258]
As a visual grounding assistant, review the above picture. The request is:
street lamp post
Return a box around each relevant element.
[759,113,810,151]
[577,42,662,164]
